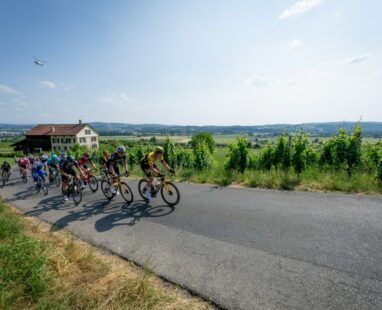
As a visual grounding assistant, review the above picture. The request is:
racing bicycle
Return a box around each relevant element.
[35,174,48,195]
[65,177,83,206]
[101,173,133,204]
[138,174,180,206]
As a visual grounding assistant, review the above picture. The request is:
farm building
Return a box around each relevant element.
[12,120,99,153]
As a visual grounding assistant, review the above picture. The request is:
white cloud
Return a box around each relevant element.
[61,83,74,91]
[279,0,322,20]
[245,75,279,88]
[245,75,300,88]
[0,84,20,95]
[100,91,135,108]
[335,54,372,66]
[39,81,56,88]
[289,38,303,48]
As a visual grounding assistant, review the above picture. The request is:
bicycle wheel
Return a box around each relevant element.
[120,182,134,204]
[161,182,180,206]
[2,175,6,186]
[55,175,61,188]
[42,185,48,195]
[71,181,82,206]
[138,179,149,201]
[101,180,114,200]
[88,176,98,192]
[22,173,28,183]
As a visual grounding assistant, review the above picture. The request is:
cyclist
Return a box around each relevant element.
[32,155,48,184]
[101,150,110,167]
[60,155,84,201]
[47,153,61,183]
[107,146,129,194]
[78,152,97,185]
[140,146,174,200]
[17,156,30,178]
[60,151,67,161]
[1,160,12,179]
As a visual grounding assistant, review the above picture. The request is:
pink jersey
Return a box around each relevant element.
[19,158,29,166]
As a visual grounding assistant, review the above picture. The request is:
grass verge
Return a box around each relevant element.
[0,200,213,310]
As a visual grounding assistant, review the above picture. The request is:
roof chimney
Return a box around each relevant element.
[79,119,82,125]
[50,126,55,133]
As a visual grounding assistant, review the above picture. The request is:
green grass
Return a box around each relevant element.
[0,201,212,310]
[0,157,15,165]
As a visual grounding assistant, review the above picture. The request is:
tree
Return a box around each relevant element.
[190,132,215,154]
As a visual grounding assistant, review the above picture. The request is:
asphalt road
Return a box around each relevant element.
[1,169,382,310]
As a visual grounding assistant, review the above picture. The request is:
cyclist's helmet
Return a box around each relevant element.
[117,146,126,153]
[102,150,110,156]
[41,155,48,162]
[155,146,164,153]
[84,152,90,157]
[67,156,75,163]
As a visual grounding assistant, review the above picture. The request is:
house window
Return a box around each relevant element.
[61,138,65,143]
[79,138,86,143]
[91,137,97,142]
[52,138,56,143]
[85,129,91,135]
[73,138,76,143]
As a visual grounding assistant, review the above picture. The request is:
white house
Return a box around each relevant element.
[20,120,99,152]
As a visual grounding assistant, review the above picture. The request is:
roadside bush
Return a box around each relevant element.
[190,132,215,154]
[163,138,177,167]
[176,148,193,169]
[193,142,213,170]
[258,145,274,171]
[345,124,362,175]
[291,131,308,178]
[225,136,250,173]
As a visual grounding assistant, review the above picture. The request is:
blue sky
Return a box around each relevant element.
[0,0,381,125]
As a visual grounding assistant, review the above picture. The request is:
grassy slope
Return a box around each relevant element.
[0,201,213,310]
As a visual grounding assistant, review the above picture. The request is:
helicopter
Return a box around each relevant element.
[33,57,47,66]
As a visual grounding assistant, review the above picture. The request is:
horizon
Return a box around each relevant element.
[1,1,381,124]
[1,120,381,128]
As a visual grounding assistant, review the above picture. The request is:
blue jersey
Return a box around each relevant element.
[47,156,60,166]
[32,160,46,172]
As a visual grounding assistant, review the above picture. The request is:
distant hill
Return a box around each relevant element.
[1,122,382,137]
[88,122,382,137]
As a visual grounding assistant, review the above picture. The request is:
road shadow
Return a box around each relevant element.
[94,201,175,232]
[24,195,77,217]
[7,186,41,201]
[50,199,174,232]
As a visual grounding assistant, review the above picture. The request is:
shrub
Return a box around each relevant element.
[190,132,215,154]
[225,136,250,173]
[193,142,213,170]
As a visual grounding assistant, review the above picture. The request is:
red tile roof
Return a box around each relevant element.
[26,124,90,136]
